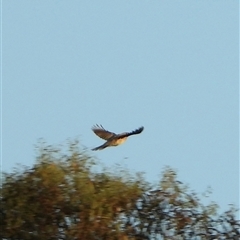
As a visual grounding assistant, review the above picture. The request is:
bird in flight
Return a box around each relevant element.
[91,124,144,151]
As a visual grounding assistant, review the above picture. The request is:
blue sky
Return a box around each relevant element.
[2,1,239,213]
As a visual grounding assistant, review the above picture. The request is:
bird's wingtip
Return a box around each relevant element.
[92,124,105,130]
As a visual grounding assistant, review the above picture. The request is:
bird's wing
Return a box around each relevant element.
[92,124,116,140]
[118,126,144,138]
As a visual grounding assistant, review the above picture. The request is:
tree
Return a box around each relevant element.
[121,169,240,239]
[1,141,239,239]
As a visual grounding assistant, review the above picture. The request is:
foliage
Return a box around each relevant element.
[1,142,239,240]
[122,168,239,239]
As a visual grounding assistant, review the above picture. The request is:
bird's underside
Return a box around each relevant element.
[91,124,144,151]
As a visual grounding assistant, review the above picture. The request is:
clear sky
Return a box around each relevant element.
[2,1,239,213]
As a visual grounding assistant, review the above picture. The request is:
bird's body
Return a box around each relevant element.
[91,125,144,150]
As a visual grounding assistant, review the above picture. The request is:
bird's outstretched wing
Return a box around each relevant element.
[92,124,116,140]
[118,126,144,138]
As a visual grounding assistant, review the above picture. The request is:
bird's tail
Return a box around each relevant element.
[92,143,108,151]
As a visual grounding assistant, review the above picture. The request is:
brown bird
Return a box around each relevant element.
[91,124,144,151]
